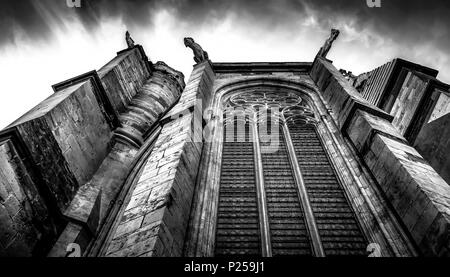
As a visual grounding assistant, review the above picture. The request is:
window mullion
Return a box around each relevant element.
[251,113,272,257]
[281,118,326,257]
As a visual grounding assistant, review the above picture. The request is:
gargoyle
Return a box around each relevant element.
[316,28,340,59]
[125,31,135,48]
[184,37,209,64]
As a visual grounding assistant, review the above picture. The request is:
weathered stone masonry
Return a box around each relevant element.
[0,139,55,256]
[49,50,185,257]
[102,61,214,257]
[2,31,450,257]
[183,62,416,257]
[312,57,450,256]
[0,43,185,256]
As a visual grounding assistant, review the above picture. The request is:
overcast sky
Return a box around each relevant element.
[1,0,449,129]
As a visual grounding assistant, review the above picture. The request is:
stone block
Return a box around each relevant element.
[98,47,150,113]
[0,204,14,247]
[114,216,144,239]
[419,213,450,256]
[106,221,161,256]
[4,196,21,217]
[126,189,151,211]
[47,222,90,257]
[0,139,55,256]
[134,178,161,195]
[101,59,213,257]
[163,61,214,121]
[346,110,405,155]
[142,207,165,227]
[2,77,114,212]
[364,134,450,256]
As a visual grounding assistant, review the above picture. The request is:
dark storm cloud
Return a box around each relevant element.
[0,0,163,45]
[0,0,307,46]
[1,0,450,54]
[0,1,56,44]
[304,0,450,54]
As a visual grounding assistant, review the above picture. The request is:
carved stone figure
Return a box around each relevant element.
[316,28,340,58]
[339,69,357,83]
[126,31,135,48]
[184,37,209,64]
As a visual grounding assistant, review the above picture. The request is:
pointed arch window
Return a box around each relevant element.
[215,90,368,256]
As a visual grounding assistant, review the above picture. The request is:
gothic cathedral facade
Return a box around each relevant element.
[1,30,450,257]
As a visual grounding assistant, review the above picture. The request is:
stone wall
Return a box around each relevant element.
[359,59,396,107]
[428,90,450,122]
[0,44,183,256]
[415,113,450,189]
[0,68,117,257]
[310,57,392,131]
[6,78,113,212]
[404,83,450,144]
[387,70,450,144]
[104,113,202,257]
[98,47,151,113]
[312,57,450,256]
[182,62,418,256]
[102,61,214,257]
[357,58,438,111]
[0,140,56,256]
[391,71,428,136]
[49,56,184,256]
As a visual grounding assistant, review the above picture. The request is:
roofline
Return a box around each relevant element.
[212,62,312,73]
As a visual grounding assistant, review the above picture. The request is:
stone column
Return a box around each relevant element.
[281,118,325,257]
[251,114,272,257]
[102,61,215,257]
[183,113,222,257]
[47,48,184,257]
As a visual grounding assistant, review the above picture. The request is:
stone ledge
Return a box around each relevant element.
[62,185,102,235]
[346,109,407,156]
[310,57,393,130]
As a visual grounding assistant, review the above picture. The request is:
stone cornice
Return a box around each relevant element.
[212,62,311,74]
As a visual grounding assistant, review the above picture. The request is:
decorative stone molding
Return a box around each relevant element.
[113,61,184,148]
